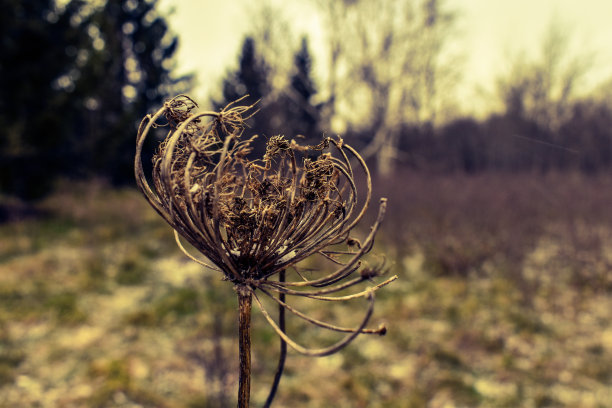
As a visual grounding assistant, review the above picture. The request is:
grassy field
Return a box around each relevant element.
[0,173,611,407]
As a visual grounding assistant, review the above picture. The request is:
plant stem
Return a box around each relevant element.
[238,286,252,408]
[263,270,287,408]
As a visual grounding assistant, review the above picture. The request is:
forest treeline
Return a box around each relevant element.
[0,0,191,199]
[2,0,612,200]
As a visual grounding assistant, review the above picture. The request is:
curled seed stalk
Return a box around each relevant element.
[134,95,396,406]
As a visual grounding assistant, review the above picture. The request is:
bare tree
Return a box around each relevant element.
[314,0,459,174]
[497,20,593,132]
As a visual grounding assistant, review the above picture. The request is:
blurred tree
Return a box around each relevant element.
[314,0,460,174]
[496,21,592,133]
[217,36,272,111]
[0,0,190,200]
[215,34,323,148]
[76,0,192,183]
[246,2,295,95]
[222,4,323,143]
[0,0,90,199]
[439,118,487,173]
[278,37,323,142]
[214,35,277,157]
[560,99,612,172]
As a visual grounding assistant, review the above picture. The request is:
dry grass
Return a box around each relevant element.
[1,173,611,407]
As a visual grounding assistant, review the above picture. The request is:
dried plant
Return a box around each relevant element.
[134,95,397,407]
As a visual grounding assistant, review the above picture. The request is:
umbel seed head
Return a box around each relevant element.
[135,95,396,356]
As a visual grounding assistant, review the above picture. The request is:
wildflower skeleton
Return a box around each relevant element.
[134,95,396,406]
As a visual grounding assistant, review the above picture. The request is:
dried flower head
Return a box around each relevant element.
[135,95,396,403]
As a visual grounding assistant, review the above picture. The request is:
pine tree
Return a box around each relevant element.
[0,0,90,199]
[283,36,322,141]
[77,0,191,183]
[214,35,276,157]
[215,35,323,147]
[0,0,190,199]
[218,36,271,110]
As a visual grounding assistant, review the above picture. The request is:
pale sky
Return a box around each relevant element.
[159,0,612,116]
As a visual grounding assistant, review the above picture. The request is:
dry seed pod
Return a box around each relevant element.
[135,95,396,357]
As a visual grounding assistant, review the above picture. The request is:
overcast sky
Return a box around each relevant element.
[159,0,612,116]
